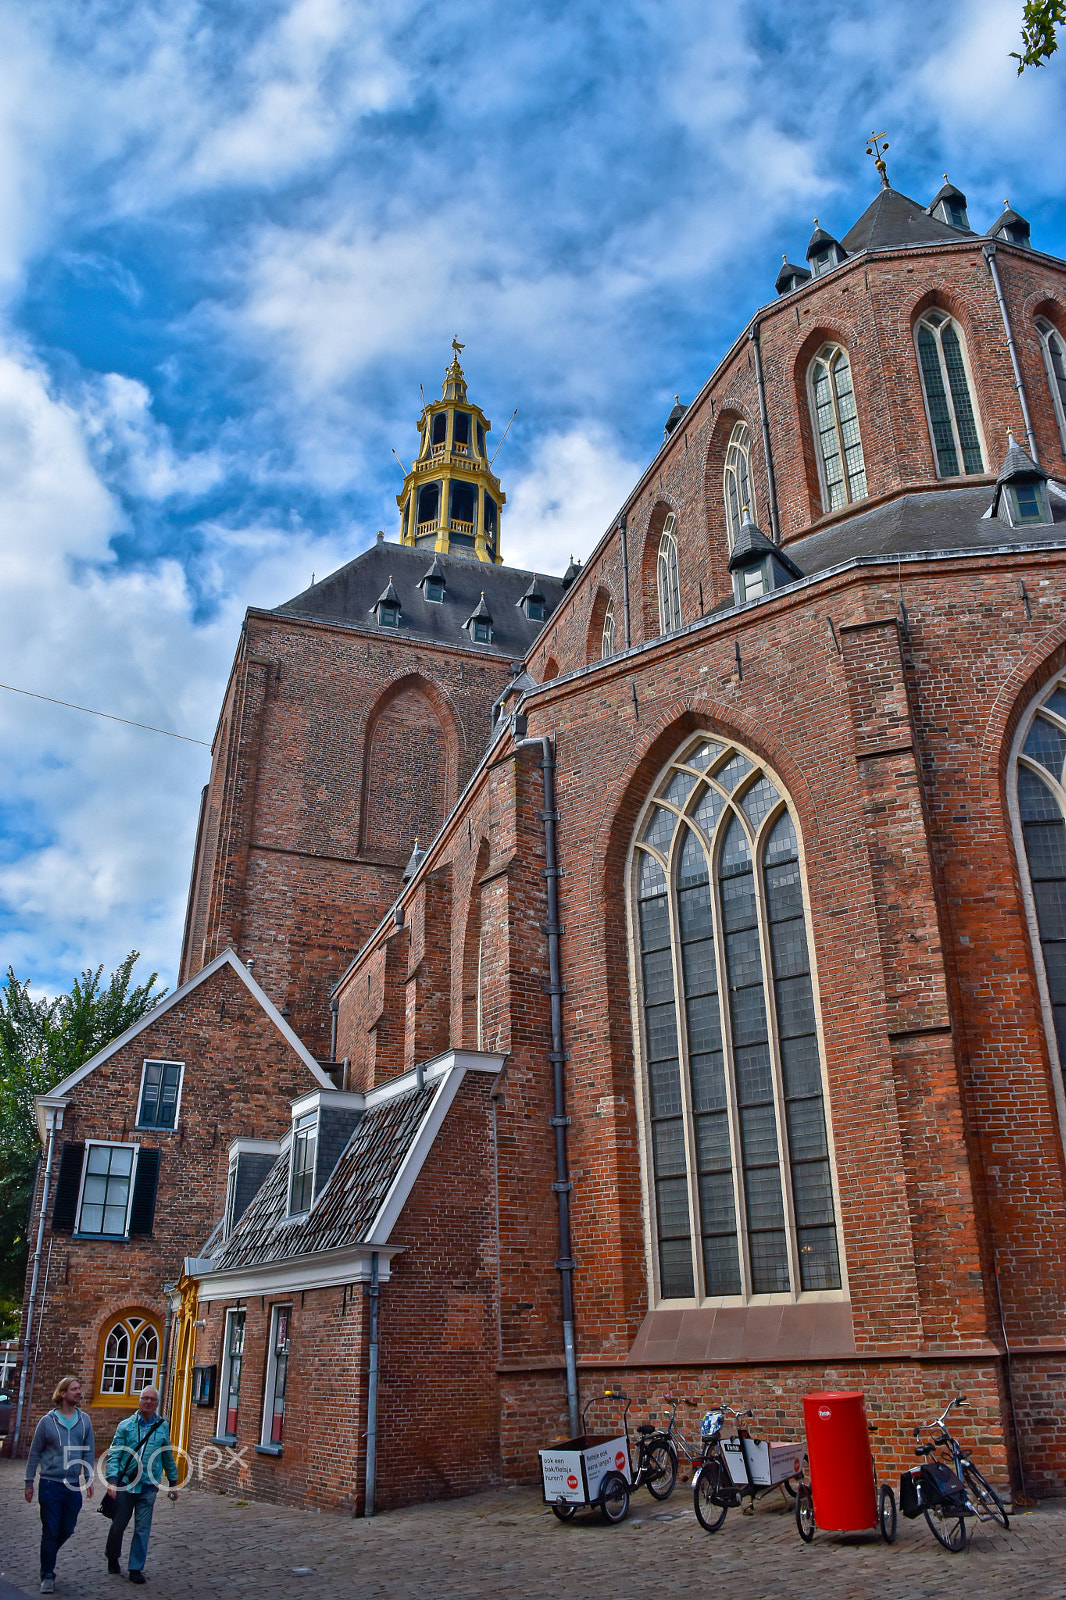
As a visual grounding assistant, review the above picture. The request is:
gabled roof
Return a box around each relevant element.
[372,576,401,612]
[841,186,974,254]
[927,179,967,215]
[273,538,565,658]
[517,574,545,605]
[34,948,332,1141]
[466,591,493,626]
[729,515,804,579]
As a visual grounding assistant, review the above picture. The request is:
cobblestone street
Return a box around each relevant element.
[2,1461,1065,1600]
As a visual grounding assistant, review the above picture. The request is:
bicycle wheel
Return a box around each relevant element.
[693,1458,729,1533]
[795,1482,815,1543]
[878,1483,897,1544]
[600,1471,630,1524]
[645,1439,678,1501]
[550,1500,576,1522]
[923,1502,967,1551]
[961,1464,1009,1529]
[780,1477,798,1502]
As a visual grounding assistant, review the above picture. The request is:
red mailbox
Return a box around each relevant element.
[802,1390,877,1531]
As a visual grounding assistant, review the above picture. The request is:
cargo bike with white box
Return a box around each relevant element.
[692,1403,805,1531]
[539,1389,677,1524]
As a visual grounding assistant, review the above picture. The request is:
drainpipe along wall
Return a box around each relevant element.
[12,1113,58,1453]
[514,732,579,1439]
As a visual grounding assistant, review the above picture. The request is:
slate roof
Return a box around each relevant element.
[787,484,1066,577]
[274,538,565,657]
[211,1080,436,1269]
[841,186,975,254]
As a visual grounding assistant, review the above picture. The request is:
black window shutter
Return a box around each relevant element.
[51,1143,85,1233]
[129,1149,160,1235]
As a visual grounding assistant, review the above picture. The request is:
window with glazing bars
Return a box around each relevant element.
[601,598,616,659]
[137,1060,182,1129]
[723,423,752,548]
[1014,678,1066,1084]
[631,738,841,1302]
[220,1310,245,1437]
[1037,318,1066,453]
[262,1307,291,1446]
[915,311,984,476]
[289,1113,317,1214]
[808,345,867,511]
[657,515,682,634]
[77,1144,136,1236]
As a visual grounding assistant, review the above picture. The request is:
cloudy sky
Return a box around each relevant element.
[1,0,1064,1001]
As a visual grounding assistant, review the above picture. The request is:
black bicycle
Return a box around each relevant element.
[905,1395,1010,1552]
[603,1387,678,1502]
[693,1403,800,1532]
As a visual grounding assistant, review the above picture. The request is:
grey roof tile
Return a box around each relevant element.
[841,187,975,253]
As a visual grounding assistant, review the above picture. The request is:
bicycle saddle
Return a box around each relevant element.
[637,1423,655,1435]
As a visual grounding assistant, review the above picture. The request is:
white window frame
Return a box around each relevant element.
[259,1304,292,1451]
[806,344,868,512]
[75,1140,140,1238]
[626,735,846,1309]
[601,598,616,659]
[216,1307,246,1442]
[1008,671,1066,1156]
[913,311,987,479]
[288,1113,318,1217]
[1036,317,1066,455]
[656,514,682,635]
[135,1058,185,1131]
[723,422,752,549]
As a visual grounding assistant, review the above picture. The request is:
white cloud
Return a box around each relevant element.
[503,427,643,575]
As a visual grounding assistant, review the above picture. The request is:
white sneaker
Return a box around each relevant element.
[41,1581,55,1594]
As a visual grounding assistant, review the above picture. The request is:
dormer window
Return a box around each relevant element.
[1009,482,1052,524]
[372,576,402,628]
[466,592,494,643]
[805,222,845,279]
[425,576,444,603]
[473,619,492,643]
[928,180,970,232]
[289,1111,317,1215]
[739,560,770,602]
[813,249,832,274]
[518,577,547,622]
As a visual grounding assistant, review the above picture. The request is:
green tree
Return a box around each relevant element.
[1013,0,1064,70]
[0,953,166,1312]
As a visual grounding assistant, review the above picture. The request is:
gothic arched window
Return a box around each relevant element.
[807,345,867,511]
[630,736,841,1303]
[97,1313,160,1401]
[915,311,985,477]
[1036,317,1066,454]
[723,423,752,548]
[1012,674,1066,1101]
[657,515,682,635]
[601,598,616,659]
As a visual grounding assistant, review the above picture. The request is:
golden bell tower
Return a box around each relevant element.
[397,341,506,564]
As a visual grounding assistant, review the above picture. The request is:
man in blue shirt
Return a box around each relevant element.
[104,1387,179,1584]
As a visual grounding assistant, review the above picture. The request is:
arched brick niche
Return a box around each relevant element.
[586,587,616,663]
[638,501,679,643]
[361,675,457,863]
[704,410,750,606]
[541,657,559,682]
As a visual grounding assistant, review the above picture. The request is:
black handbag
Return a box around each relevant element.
[99,1419,163,1517]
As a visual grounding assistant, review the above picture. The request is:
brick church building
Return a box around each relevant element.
[17,169,1066,1512]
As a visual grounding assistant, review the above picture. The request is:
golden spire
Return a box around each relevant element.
[865,130,890,189]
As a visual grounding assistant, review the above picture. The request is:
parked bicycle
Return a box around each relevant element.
[602,1388,678,1504]
[693,1403,802,1532]
[901,1395,1010,1552]
[656,1392,704,1485]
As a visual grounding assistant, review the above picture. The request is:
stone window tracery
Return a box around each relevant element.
[656,514,682,635]
[629,736,841,1304]
[97,1313,160,1401]
[914,311,985,477]
[1036,318,1066,454]
[723,423,752,548]
[601,598,616,659]
[807,345,867,512]
[1012,674,1066,1118]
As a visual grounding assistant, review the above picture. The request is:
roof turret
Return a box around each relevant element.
[664,396,687,439]
[986,202,1031,248]
[775,255,811,295]
[806,220,846,276]
[927,176,970,231]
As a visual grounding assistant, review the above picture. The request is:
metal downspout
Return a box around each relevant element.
[749,323,781,542]
[516,733,579,1438]
[13,1115,57,1452]
[330,995,339,1062]
[363,1251,380,1516]
[619,515,632,648]
[984,243,1040,464]
[159,1294,175,1414]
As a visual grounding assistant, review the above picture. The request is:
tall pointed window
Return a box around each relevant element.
[1037,318,1066,454]
[915,311,985,477]
[630,737,841,1303]
[723,423,752,548]
[657,514,682,634]
[808,346,867,512]
[1012,673,1066,1106]
[601,598,616,659]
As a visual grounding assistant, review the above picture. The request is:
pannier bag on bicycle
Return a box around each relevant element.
[899,1461,969,1518]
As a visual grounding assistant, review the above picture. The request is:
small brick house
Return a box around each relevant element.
[19,175,1066,1510]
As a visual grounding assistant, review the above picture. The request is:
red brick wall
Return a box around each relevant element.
[20,961,320,1452]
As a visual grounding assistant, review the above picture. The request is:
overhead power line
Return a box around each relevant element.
[0,680,211,748]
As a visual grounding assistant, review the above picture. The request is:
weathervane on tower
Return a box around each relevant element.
[865,130,890,189]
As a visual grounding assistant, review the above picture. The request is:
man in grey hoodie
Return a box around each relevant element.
[24,1375,95,1594]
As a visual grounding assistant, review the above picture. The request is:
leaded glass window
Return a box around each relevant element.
[808,346,867,512]
[657,515,682,634]
[1014,677,1066,1085]
[723,423,752,548]
[915,311,985,477]
[1037,318,1066,454]
[602,598,616,659]
[631,737,841,1302]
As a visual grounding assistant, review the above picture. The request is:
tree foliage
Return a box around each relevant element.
[0,954,166,1312]
[1013,0,1064,70]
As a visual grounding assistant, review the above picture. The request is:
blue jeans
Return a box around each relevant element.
[38,1477,82,1579]
[105,1486,158,1572]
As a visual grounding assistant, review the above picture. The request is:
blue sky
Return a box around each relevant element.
[1,0,1064,999]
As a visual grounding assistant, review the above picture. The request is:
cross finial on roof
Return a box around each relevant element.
[865,130,890,189]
